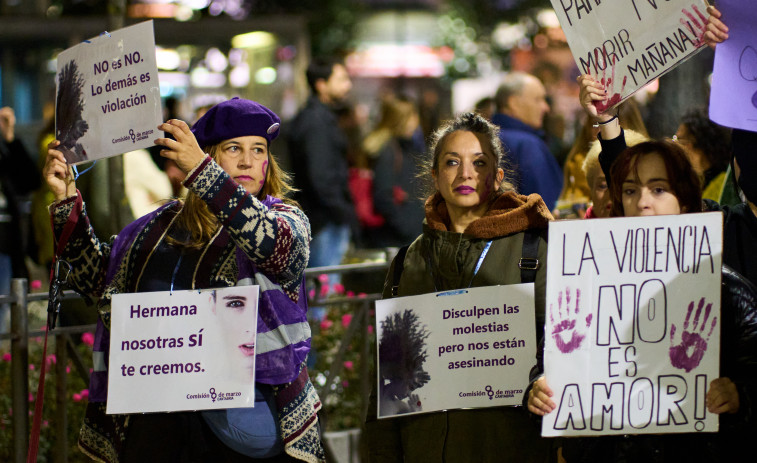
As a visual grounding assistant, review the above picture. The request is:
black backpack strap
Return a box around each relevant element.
[391,245,410,297]
[519,230,540,284]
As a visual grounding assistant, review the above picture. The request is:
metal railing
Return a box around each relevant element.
[1,260,390,463]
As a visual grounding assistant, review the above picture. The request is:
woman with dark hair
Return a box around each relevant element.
[675,109,731,201]
[364,112,554,462]
[44,98,323,463]
[607,139,703,217]
[527,75,757,463]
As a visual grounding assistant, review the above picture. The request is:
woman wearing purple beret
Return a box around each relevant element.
[43,98,324,462]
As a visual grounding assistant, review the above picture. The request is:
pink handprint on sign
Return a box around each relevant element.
[669,297,717,373]
[681,4,709,48]
[551,287,593,354]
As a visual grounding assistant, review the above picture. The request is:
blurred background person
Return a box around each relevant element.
[674,108,731,202]
[289,57,355,271]
[492,71,562,210]
[557,98,648,218]
[361,95,425,248]
[581,129,649,219]
[0,106,40,334]
[473,96,496,121]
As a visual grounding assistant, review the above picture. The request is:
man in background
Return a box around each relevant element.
[492,71,562,210]
[288,57,355,269]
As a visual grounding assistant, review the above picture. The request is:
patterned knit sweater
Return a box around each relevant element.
[51,156,324,462]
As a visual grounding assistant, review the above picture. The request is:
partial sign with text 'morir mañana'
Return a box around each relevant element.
[551,0,709,111]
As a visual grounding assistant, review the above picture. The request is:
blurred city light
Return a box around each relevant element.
[536,9,561,28]
[493,23,527,50]
[346,44,446,77]
[191,66,226,88]
[230,63,251,87]
[231,31,276,49]
[156,48,181,71]
[254,67,277,85]
[205,48,228,72]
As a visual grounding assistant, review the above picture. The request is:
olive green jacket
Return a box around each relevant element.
[364,191,554,463]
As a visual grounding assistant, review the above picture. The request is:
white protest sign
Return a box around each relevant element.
[551,0,708,111]
[375,284,536,419]
[108,286,259,414]
[55,20,161,165]
[542,213,722,436]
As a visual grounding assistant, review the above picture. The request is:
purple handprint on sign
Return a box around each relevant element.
[551,287,593,354]
[669,297,717,373]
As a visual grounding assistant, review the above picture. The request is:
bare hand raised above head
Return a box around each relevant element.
[704,5,729,49]
[154,119,207,174]
[43,140,76,201]
[577,74,621,140]
[577,74,611,122]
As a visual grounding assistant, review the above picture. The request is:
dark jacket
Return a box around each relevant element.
[366,136,425,248]
[364,191,554,463]
[492,113,563,210]
[288,96,355,234]
[0,137,40,278]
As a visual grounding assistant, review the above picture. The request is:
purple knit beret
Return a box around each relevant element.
[191,97,281,149]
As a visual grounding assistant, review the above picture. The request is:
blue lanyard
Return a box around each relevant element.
[473,241,492,276]
[468,240,492,288]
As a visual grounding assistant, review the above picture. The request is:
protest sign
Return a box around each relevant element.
[551,0,708,111]
[107,286,259,414]
[375,284,536,419]
[709,0,757,131]
[55,20,161,165]
[542,213,722,437]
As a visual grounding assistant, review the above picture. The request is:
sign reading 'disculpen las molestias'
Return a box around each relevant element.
[107,286,259,414]
[542,212,722,437]
[55,20,161,165]
[550,0,708,111]
[375,284,536,419]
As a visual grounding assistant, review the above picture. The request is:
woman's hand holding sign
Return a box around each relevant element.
[707,377,739,414]
[527,376,555,417]
[704,5,728,49]
[154,119,207,174]
[43,140,76,201]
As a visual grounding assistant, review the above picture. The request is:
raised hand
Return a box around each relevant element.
[43,140,76,201]
[550,287,592,354]
[669,297,717,373]
[704,5,729,49]
[154,119,207,174]
[578,74,608,120]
